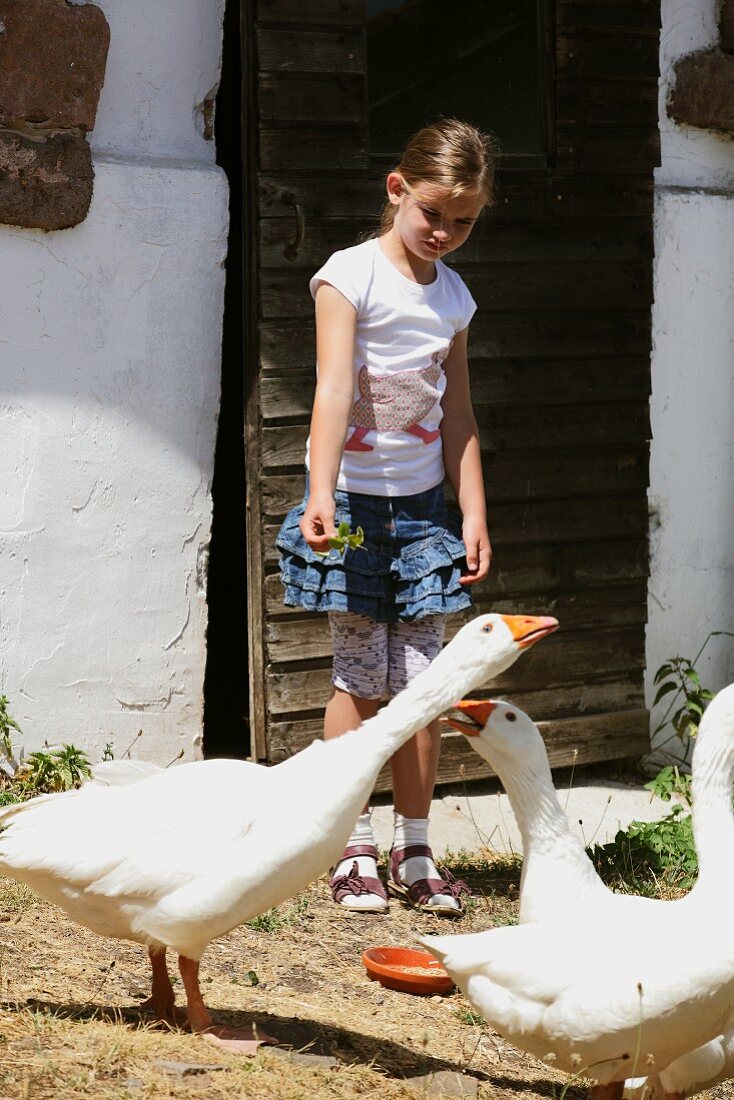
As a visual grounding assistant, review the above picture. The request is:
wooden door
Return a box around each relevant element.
[244,0,660,783]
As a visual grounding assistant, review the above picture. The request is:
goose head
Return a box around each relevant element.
[353,614,558,773]
[444,698,546,773]
[433,615,559,696]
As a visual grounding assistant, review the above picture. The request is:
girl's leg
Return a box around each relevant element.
[326,611,388,912]
[325,608,387,739]
[389,719,442,818]
[386,614,446,815]
[387,616,465,914]
[324,689,381,741]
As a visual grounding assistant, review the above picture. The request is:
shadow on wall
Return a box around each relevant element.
[203,0,249,759]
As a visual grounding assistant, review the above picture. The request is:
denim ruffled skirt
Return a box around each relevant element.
[275,479,473,623]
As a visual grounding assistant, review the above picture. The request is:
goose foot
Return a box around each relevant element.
[139,947,187,1027]
[178,954,277,1054]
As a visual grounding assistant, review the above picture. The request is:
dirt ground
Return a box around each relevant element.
[0,856,733,1100]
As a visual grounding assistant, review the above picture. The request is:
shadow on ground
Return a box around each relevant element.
[13,995,585,1096]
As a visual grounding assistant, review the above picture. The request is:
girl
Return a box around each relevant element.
[276,119,495,916]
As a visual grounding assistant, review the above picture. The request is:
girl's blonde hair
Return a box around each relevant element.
[378,118,498,236]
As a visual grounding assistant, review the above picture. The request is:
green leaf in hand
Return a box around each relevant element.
[315,523,365,558]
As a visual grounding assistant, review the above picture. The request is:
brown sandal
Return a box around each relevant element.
[387,844,469,916]
[329,844,388,913]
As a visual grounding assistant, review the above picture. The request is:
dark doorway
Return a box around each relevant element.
[365,0,549,164]
[248,0,657,774]
[202,0,249,759]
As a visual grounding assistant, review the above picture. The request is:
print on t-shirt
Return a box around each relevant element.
[345,344,452,453]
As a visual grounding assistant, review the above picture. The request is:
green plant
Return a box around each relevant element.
[590,804,697,896]
[588,638,734,897]
[0,696,21,760]
[652,631,734,754]
[314,522,365,558]
[644,764,692,806]
[454,1007,484,1026]
[18,744,92,794]
[246,895,309,933]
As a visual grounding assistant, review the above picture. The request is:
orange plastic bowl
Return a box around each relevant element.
[362,946,455,995]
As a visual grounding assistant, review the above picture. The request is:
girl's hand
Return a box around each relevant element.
[460,516,492,585]
[300,493,337,554]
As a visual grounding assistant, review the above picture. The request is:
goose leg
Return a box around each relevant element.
[177,954,277,1053]
[591,1084,625,1100]
[139,948,186,1026]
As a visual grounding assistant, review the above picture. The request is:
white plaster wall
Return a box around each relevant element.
[646,0,734,762]
[89,0,224,160]
[0,0,228,763]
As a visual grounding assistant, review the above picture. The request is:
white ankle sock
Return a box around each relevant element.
[332,812,387,911]
[393,813,459,911]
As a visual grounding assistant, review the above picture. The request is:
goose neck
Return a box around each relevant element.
[356,649,485,762]
[498,756,575,855]
[691,730,734,891]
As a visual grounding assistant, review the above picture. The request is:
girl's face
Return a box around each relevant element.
[386,173,484,262]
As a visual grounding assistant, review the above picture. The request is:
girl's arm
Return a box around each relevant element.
[300,283,357,552]
[440,328,492,585]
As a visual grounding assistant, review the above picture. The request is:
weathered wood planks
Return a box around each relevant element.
[267,710,651,793]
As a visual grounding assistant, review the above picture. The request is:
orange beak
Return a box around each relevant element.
[501,614,559,648]
[444,700,497,737]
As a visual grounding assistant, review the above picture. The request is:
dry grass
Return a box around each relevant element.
[0,855,566,1099]
[0,859,732,1100]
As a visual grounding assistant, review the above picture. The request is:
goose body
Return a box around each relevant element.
[425,918,734,1085]
[424,686,734,1090]
[0,612,557,1046]
[625,1032,734,1100]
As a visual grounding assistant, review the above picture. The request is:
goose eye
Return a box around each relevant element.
[482,623,493,634]
[506,713,517,722]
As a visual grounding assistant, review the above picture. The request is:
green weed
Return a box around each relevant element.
[454,1007,484,1026]
[591,638,734,898]
[645,764,692,806]
[18,744,92,794]
[0,696,21,760]
[0,696,92,801]
[246,895,309,933]
[652,631,734,758]
[589,805,696,896]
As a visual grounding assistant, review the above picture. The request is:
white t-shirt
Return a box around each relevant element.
[307,237,477,496]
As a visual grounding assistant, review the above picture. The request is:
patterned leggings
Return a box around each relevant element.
[328,611,446,700]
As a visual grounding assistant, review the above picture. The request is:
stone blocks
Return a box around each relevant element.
[0,0,109,229]
[668,0,734,137]
[669,50,734,135]
[0,129,93,230]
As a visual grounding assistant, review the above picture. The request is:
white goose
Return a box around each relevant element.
[423,685,734,1100]
[448,697,734,1100]
[443,699,653,924]
[0,613,557,1051]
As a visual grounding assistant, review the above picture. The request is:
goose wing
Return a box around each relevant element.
[0,759,268,902]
